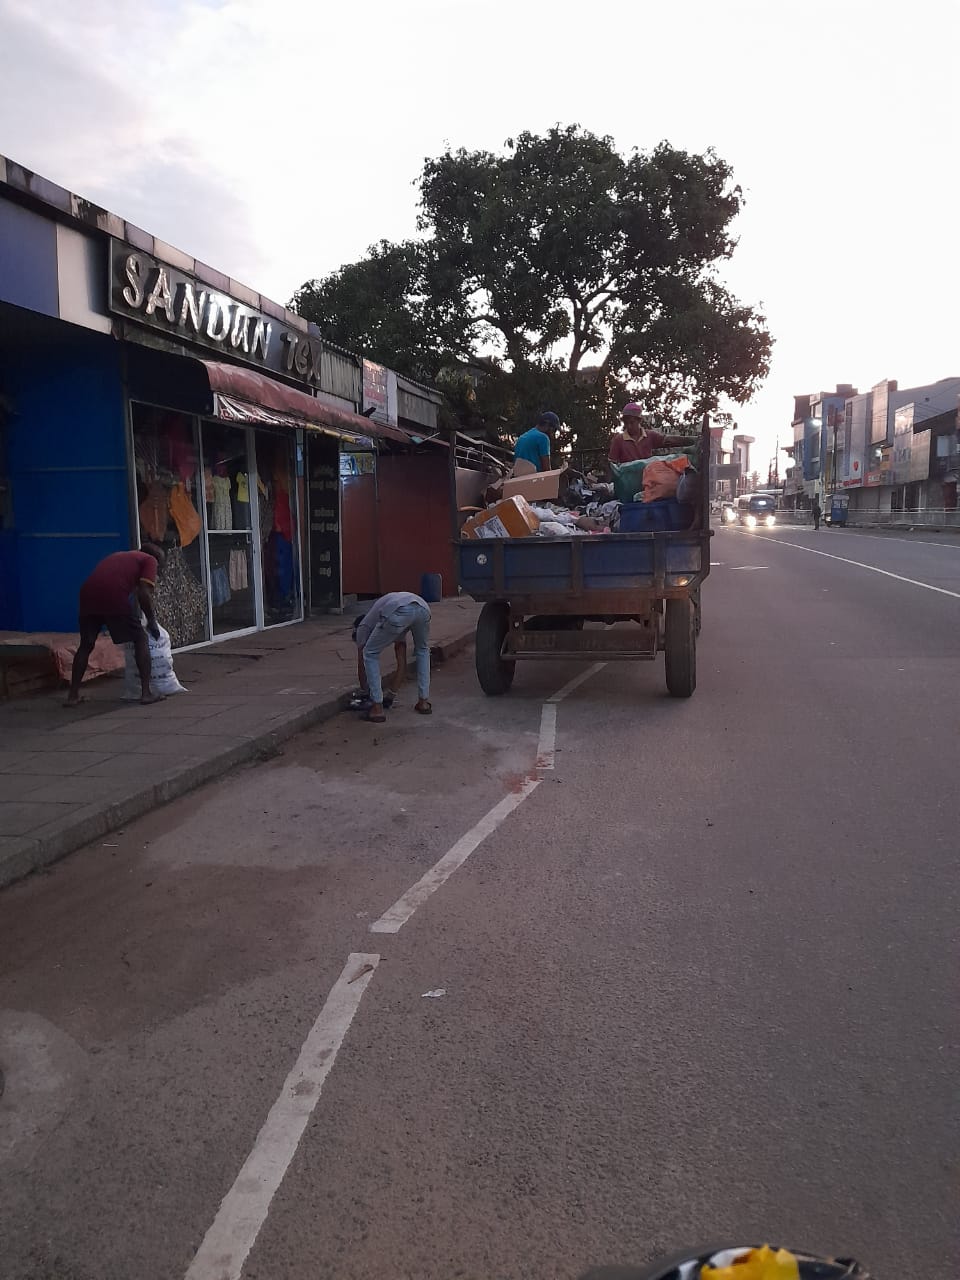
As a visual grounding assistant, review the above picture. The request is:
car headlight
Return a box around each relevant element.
[723,508,736,522]
[765,515,776,527]
[745,514,757,528]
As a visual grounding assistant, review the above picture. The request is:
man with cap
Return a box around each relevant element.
[608,403,689,465]
[512,411,559,476]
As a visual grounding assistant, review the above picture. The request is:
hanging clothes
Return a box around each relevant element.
[273,486,293,541]
[258,479,274,543]
[204,466,214,504]
[211,475,232,530]
[166,417,197,485]
[168,483,202,548]
[139,481,169,543]
[211,565,232,607]
[228,548,248,591]
[232,472,250,529]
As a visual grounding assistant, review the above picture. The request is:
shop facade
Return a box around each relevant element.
[0,161,411,644]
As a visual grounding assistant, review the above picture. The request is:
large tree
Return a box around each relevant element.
[291,126,772,448]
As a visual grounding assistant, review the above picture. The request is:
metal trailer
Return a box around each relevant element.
[458,419,713,699]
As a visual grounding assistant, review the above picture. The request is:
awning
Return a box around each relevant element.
[197,360,410,445]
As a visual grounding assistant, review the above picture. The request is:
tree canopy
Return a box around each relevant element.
[291,126,772,449]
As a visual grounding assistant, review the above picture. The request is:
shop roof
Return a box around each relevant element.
[199,361,410,444]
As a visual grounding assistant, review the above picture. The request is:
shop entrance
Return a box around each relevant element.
[131,403,303,647]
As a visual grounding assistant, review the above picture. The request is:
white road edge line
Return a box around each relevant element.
[753,535,960,600]
[537,703,558,771]
[371,662,606,934]
[546,661,607,705]
[370,779,541,933]
[184,953,380,1280]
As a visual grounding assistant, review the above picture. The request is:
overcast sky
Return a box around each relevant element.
[2,0,957,465]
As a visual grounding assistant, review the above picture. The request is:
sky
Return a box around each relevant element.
[2,0,958,470]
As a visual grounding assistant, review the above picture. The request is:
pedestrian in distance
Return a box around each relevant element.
[353,591,433,724]
[66,544,166,707]
[811,497,822,530]
[512,411,560,477]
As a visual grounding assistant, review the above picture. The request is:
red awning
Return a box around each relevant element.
[196,360,410,444]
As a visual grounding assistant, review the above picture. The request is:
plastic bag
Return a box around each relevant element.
[642,456,689,503]
[610,458,653,503]
[123,623,187,698]
[676,468,700,505]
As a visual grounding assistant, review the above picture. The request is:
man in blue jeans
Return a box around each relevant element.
[353,592,433,724]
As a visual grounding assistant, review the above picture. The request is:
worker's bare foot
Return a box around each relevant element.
[415,699,433,716]
[139,692,165,706]
[63,694,85,708]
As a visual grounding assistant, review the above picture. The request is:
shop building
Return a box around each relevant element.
[0,156,438,647]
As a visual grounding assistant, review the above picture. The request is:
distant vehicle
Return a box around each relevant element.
[737,492,777,528]
[720,500,737,524]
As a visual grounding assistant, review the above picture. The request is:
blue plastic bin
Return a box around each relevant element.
[420,572,443,602]
[618,500,694,533]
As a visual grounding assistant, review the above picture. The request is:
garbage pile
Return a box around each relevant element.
[461,451,702,541]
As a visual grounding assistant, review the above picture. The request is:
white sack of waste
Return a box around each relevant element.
[122,623,187,698]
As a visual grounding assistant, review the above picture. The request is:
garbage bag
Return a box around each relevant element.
[610,459,653,503]
[123,623,187,698]
[642,457,689,503]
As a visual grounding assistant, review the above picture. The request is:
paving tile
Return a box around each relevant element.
[74,752,197,779]
[2,750,115,775]
[0,750,41,772]
[0,735,75,754]
[0,801,75,837]
[0,774,55,801]
[60,732,204,754]
[19,776,132,804]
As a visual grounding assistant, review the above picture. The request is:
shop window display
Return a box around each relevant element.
[200,419,257,636]
[131,403,209,647]
[255,431,301,625]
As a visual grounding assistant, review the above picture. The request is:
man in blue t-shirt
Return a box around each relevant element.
[512,411,559,475]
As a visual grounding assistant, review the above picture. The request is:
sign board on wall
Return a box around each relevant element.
[306,433,342,612]
[108,241,325,389]
[362,359,398,426]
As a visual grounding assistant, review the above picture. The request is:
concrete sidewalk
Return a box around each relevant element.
[0,599,481,888]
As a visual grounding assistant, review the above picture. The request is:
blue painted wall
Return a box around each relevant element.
[0,200,59,317]
[0,328,131,630]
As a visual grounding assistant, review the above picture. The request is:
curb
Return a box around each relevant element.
[0,624,477,891]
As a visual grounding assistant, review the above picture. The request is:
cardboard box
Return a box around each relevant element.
[501,467,567,502]
[461,495,541,540]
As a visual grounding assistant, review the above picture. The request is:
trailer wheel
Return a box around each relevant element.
[664,597,696,698]
[476,602,515,696]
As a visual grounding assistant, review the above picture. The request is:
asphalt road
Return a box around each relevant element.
[1,526,957,1280]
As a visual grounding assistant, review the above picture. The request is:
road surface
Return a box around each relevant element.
[1,526,957,1280]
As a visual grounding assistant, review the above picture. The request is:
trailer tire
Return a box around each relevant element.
[664,597,696,698]
[476,602,515,696]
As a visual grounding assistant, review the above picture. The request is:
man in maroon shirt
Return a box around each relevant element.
[66,544,166,706]
[608,402,690,465]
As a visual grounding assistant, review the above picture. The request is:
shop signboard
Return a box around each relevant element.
[108,241,324,389]
[306,433,342,611]
[710,463,741,480]
[361,359,398,426]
